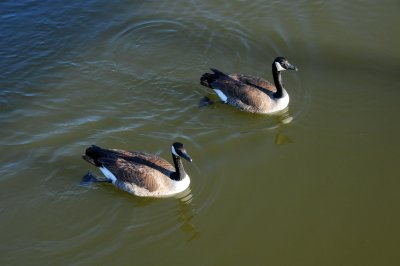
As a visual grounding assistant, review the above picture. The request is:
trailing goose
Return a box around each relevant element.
[200,57,298,114]
[82,142,192,197]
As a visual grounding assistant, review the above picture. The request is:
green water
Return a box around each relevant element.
[1,0,400,265]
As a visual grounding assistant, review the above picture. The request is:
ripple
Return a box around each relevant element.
[31,176,194,257]
[2,0,399,265]
[109,19,190,53]
[76,1,306,140]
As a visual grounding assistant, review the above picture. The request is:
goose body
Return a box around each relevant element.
[82,142,192,198]
[200,57,298,114]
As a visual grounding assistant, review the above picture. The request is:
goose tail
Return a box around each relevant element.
[200,68,228,88]
[82,145,105,167]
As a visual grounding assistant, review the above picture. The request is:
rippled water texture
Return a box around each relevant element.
[1,0,400,265]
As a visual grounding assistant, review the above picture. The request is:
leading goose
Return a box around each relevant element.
[82,142,192,197]
[200,57,298,114]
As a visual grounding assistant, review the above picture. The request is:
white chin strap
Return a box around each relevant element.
[275,62,286,72]
[171,145,179,156]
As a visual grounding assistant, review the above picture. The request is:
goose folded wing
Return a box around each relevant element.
[101,157,160,192]
[212,78,267,109]
[232,74,276,93]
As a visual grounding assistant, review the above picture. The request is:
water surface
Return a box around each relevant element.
[1,0,400,265]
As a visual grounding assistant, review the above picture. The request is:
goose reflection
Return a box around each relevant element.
[174,188,200,241]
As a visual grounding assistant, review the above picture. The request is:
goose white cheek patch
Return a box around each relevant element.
[275,62,285,71]
[171,145,179,156]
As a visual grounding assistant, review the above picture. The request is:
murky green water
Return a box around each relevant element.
[1,0,400,265]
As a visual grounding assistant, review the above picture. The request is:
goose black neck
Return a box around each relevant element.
[171,154,186,181]
[272,65,284,98]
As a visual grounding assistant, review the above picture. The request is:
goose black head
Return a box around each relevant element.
[172,142,193,162]
[273,57,298,72]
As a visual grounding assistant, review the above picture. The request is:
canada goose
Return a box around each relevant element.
[82,142,192,197]
[200,57,298,114]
